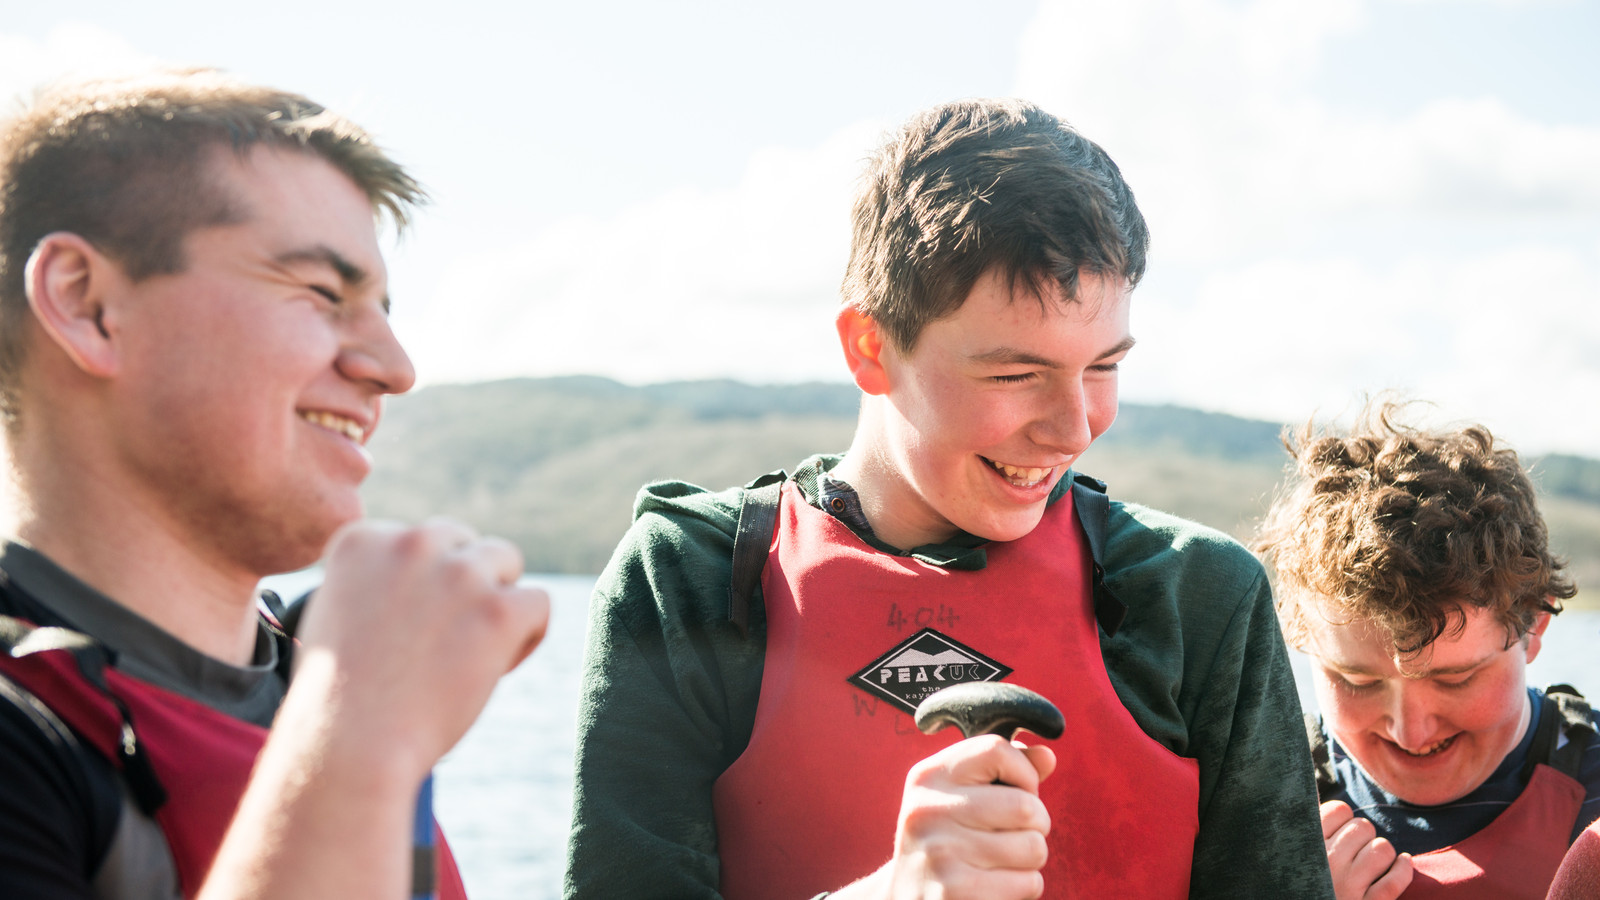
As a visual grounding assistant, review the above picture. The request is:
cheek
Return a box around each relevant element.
[1086,380,1120,440]
[911,389,1016,451]
[1313,675,1381,735]
[1452,681,1526,732]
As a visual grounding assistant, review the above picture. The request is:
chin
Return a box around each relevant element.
[965,511,1049,544]
[258,509,360,575]
[1387,781,1473,808]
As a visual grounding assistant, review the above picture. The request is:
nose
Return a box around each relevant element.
[1386,684,1441,751]
[338,311,417,395]
[1030,378,1095,457]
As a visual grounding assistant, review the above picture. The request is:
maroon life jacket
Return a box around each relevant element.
[712,480,1200,899]
[0,614,467,898]
[1403,763,1583,899]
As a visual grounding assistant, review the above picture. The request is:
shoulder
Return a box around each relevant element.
[1100,500,1269,609]
[631,477,746,539]
[605,454,836,594]
[592,459,822,636]
[590,479,745,632]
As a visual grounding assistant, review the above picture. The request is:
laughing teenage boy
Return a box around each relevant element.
[1255,400,1593,900]
[0,70,550,899]
[565,99,1334,899]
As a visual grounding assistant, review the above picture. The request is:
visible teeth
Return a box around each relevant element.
[985,458,1051,487]
[301,411,365,443]
[1403,736,1455,757]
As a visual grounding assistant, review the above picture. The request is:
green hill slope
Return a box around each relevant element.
[361,377,1599,604]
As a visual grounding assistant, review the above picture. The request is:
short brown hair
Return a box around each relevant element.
[841,98,1148,352]
[0,67,424,418]
[1255,399,1576,655]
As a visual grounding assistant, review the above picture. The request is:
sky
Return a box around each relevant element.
[2,0,1597,457]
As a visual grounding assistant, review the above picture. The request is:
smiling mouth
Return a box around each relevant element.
[300,410,367,444]
[1399,735,1457,757]
[982,457,1054,488]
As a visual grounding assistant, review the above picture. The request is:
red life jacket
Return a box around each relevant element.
[1402,763,1585,900]
[0,616,467,899]
[712,481,1200,900]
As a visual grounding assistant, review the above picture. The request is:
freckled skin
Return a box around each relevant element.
[1305,603,1547,807]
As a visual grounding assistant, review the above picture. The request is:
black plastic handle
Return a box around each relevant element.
[913,682,1064,740]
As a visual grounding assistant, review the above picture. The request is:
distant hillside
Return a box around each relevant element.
[362,377,1600,603]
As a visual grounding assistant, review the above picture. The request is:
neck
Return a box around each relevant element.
[11,445,263,667]
[834,401,955,551]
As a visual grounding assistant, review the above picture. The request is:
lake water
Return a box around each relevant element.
[261,571,1600,900]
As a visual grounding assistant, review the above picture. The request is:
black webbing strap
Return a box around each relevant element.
[728,471,786,637]
[1523,683,1596,782]
[0,614,168,814]
[1070,473,1127,637]
[1306,713,1340,802]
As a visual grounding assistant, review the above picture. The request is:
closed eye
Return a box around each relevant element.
[1334,674,1380,692]
[990,373,1036,384]
[310,285,342,304]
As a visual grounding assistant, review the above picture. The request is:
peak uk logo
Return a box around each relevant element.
[848,628,1012,715]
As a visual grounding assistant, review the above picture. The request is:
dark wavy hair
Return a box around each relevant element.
[1255,398,1575,654]
[841,98,1147,351]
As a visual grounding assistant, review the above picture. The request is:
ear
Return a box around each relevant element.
[1523,610,1553,663]
[835,306,890,396]
[24,232,121,378]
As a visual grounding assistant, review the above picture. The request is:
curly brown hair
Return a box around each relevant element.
[1254,398,1575,655]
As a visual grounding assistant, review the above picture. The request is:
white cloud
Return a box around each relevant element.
[1015,0,1600,262]
[1124,245,1600,454]
[397,121,884,386]
[1009,0,1599,453]
[1390,0,1573,6]
[0,24,155,108]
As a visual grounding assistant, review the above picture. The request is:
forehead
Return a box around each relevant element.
[921,268,1131,347]
[199,143,386,280]
[1303,599,1513,677]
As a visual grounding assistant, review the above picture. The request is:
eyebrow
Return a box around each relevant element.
[1328,655,1497,679]
[970,336,1137,368]
[275,245,391,312]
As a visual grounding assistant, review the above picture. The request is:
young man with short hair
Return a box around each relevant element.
[566,99,1334,900]
[1255,399,1593,900]
[0,70,550,899]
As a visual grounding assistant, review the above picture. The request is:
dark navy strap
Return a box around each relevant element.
[1525,684,1596,782]
[1306,714,1340,801]
[0,614,168,814]
[1070,472,1127,637]
[728,471,786,637]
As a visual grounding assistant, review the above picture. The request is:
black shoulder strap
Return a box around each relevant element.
[728,471,786,637]
[0,614,168,814]
[1525,684,1596,782]
[1305,713,1341,801]
[1070,473,1127,637]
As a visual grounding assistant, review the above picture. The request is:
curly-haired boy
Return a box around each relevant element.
[1256,398,1589,900]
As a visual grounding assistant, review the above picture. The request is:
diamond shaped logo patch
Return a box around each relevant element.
[848,628,1013,715]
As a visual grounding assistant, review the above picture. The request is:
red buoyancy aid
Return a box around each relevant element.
[1401,763,1585,900]
[0,618,467,899]
[712,483,1200,900]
